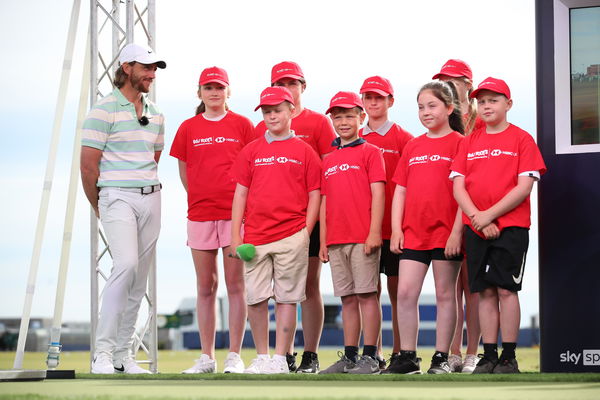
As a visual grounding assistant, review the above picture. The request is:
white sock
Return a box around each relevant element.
[257,354,270,360]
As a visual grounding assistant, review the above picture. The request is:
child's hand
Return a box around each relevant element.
[481,223,500,240]
[470,210,494,231]
[364,233,382,255]
[390,231,404,254]
[319,245,329,263]
[229,236,243,259]
[444,231,462,259]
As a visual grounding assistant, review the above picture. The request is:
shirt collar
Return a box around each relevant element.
[362,120,393,136]
[265,130,296,144]
[115,88,148,111]
[331,137,366,149]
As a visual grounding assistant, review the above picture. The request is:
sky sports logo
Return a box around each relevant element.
[560,350,600,365]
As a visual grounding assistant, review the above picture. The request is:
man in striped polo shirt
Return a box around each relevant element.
[80,43,166,375]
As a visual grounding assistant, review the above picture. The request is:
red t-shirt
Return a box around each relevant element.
[321,141,386,246]
[254,108,336,157]
[393,132,464,250]
[170,111,254,221]
[451,124,547,234]
[360,122,413,239]
[234,136,321,245]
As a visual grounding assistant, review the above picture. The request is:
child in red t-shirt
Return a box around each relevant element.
[255,61,336,373]
[318,92,386,375]
[231,86,321,374]
[432,59,483,373]
[384,81,465,375]
[451,77,546,374]
[358,76,413,365]
[170,67,254,374]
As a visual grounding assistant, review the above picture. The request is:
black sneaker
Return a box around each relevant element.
[375,355,387,370]
[286,352,297,373]
[472,354,498,374]
[493,356,520,374]
[381,353,422,374]
[296,352,319,373]
[427,354,451,374]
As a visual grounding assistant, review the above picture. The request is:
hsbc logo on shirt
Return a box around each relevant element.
[193,136,239,146]
[408,154,452,166]
[377,147,399,155]
[324,163,360,178]
[467,148,518,161]
[255,155,303,166]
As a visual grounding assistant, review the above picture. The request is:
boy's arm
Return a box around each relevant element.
[390,185,406,254]
[365,181,385,255]
[452,175,479,218]
[470,176,536,231]
[444,208,464,259]
[318,195,329,263]
[306,189,321,235]
[230,183,248,257]
[178,160,188,192]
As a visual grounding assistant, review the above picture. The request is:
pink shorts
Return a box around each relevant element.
[187,220,241,250]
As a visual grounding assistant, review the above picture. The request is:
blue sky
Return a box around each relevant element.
[0,0,540,325]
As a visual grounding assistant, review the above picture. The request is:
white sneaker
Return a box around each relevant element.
[462,354,479,374]
[182,354,216,374]
[448,354,463,372]
[263,357,289,374]
[223,352,245,373]
[243,356,270,374]
[113,356,151,374]
[91,352,114,374]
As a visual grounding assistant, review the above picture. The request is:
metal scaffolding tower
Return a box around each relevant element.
[89,0,159,373]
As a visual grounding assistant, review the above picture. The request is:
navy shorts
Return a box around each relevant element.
[464,226,529,293]
[400,247,464,265]
[380,240,401,276]
[308,221,320,258]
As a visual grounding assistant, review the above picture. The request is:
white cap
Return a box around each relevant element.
[118,43,166,69]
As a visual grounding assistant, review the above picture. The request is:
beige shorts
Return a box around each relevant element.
[328,243,380,297]
[244,228,310,305]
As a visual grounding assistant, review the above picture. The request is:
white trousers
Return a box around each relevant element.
[95,187,161,359]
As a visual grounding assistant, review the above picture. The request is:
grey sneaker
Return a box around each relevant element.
[319,351,355,374]
[472,354,498,374]
[347,355,380,375]
[493,357,520,374]
[447,354,463,372]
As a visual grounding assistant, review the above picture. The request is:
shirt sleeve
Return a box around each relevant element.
[305,147,322,192]
[518,133,547,176]
[450,136,468,176]
[81,106,110,150]
[315,114,337,157]
[254,121,266,141]
[169,120,188,162]
[367,145,387,183]
[392,141,410,187]
[234,145,252,188]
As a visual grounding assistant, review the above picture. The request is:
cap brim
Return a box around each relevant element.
[432,71,463,79]
[271,73,304,84]
[360,88,391,97]
[326,103,363,114]
[255,100,287,111]
[200,79,229,87]
[470,87,509,99]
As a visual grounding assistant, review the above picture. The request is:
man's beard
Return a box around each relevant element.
[129,72,150,93]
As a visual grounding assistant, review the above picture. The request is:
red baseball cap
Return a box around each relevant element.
[325,91,364,114]
[199,66,229,86]
[432,59,473,80]
[470,77,511,99]
[254,86,295,111]
[271,61,304,84]
[360,76,394,97]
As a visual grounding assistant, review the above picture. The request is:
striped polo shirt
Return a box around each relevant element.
[81,88,165,188]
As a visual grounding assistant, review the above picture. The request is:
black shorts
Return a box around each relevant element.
[400,247,464,265]
[308,221,320,258]
[464,226,529,293]
[380,240,401,276]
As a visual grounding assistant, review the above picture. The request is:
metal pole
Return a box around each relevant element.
[13,0,81,370]
[47,32,91,370]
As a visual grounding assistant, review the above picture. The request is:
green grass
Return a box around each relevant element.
[2,348,600,400]
[0,347,541,374]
